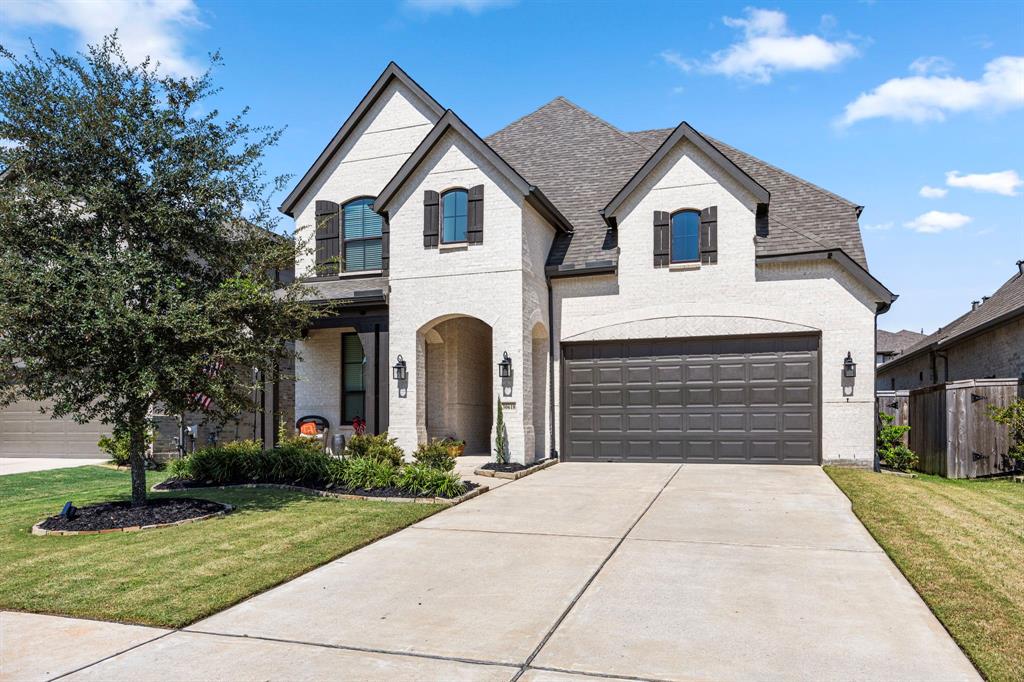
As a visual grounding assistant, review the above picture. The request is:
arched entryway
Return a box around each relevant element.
[418,315,493,455]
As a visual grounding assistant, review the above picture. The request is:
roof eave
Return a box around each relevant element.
[278,62,445,218]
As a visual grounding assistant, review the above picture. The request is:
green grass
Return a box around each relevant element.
[0,465,443,627]
[826,467,1024,682]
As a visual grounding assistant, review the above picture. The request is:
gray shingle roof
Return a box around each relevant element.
[485,98,868,270]
[876,329,926,355]
[879,267,1024,371]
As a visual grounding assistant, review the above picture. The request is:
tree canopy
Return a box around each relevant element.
[0,36,314,504]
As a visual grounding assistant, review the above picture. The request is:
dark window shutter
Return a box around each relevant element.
[315,200,340,275]
[380,215,390,271]
[467,184,484,243]
[700,206,718,264]
[653,211,670,267]
[423,190,439,248]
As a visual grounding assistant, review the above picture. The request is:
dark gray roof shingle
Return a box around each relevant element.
[876,329,926,355]
[486,98,868,270]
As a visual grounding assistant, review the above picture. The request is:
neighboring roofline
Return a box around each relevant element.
[602,121,770,225]
[878,300,1024,373]
[546,260,617,279]
[755,249,897,313]
[278,62,445,218]
[373,110,573,233]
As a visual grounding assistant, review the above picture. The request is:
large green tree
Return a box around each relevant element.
[0,37,313,505]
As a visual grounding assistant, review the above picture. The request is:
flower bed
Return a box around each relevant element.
[161,434,474,501]
[475,458,558,480]
[32,498,232,536]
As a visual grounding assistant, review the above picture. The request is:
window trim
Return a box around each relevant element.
[669,208,702,264]
[341,195,383,273]
[341,332,366,425]
[440,187,470,245]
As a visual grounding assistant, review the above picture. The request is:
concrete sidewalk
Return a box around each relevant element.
[2,464,979,681]
[0,459,107,476]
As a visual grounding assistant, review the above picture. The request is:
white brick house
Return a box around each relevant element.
[279,63,895,466]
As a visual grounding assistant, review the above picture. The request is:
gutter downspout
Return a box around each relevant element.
[547,277,558,460]
[873,310,880,472]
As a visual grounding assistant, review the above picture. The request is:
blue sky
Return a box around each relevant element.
[2,0,1022,334]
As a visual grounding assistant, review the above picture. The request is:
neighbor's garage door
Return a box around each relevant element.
[0,400,105,458]
[563,335,819,464]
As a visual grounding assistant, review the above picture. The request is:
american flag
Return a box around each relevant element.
[192,358,225,411]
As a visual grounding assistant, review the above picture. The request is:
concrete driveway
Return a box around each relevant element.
[0,458,107,476]
[5,463,979,681]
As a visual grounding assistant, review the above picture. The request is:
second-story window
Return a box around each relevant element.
[670,210,700,263]
[343,198,383,271]
[441,189,468,243]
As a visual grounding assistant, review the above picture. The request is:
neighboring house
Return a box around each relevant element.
[280,63,894,466]
[876,261,1024,392]
[876,329,926,366]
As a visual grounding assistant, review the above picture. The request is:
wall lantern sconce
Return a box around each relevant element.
[392,355,407,381]
[497,351,513,379]
[843,352,857,378]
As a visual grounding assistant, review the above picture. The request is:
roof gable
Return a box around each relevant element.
[373,110,572,233]
[602,121,770,225]
[279,62,445,217]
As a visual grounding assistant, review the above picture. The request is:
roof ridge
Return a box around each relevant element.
[552,96,656,156]
[704,134,859,211]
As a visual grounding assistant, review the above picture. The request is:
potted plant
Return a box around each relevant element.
[442,436,466,458]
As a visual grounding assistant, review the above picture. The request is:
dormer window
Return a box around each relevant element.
[441,189,468,243]
[671,210,700,263]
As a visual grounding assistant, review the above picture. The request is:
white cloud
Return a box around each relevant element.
[404,0,515,13]
[666,8,857,84]
[838,55,1024,127]
[909,56,953,76]
[946,170,1022,196]
[0,0,204,77]
[919,185,948,199]
[862,221,893,231]
[904,211,972,234]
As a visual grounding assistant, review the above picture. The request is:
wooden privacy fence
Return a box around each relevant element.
[875,390,910,444]
[907,378,1023,478]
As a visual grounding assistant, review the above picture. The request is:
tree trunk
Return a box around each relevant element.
[128,411,148,507]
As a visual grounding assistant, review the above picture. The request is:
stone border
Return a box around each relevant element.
[474,458,558,480]
[31,501,234,537]
[149,481,488,506]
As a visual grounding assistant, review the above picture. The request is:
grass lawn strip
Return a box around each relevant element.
[0,465,443,628]
[825,467,1023,682]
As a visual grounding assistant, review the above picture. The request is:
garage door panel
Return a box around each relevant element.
[563,335,819,464]
[0,400,105,458]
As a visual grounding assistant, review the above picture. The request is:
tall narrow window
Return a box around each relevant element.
[343,198,383,271]
[670,210,700,263]
[441,189,468,243]
[341,333,365,424]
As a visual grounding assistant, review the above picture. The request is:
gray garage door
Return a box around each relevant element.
[563,335,819,464]
[0,400,106,458]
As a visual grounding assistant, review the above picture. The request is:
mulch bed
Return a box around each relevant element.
[480,458,555,473]
[154,477,478,500]
[36,498,228,533]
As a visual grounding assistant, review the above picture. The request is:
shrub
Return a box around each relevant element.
[877,413,917,471]
[341,456,397,490]
[98,428,152,467]
[494,397,508,464]
[259,443,332,485]
[396,463,466,498]
[987,399,1024,468]
[413,439,456,471]
[179,439,263,483]
[344,432,404,467]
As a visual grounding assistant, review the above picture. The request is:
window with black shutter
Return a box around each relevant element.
[342,198,383,271]
[315,200,340,275]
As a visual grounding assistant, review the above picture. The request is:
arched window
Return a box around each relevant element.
[670,210,700,263]
[441,189,468,243]
[342,197,383,271]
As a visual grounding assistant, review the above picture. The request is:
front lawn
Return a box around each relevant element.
[826,467,1024,682]
[0,465,443,627]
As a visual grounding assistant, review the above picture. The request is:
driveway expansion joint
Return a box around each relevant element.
[517,464,684,676]
[47,629,176,681]
[624,535,885,554]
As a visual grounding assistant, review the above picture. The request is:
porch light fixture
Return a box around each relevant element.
[392,355,407,381]
[497,351,512,379]
[843,352,857,378]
